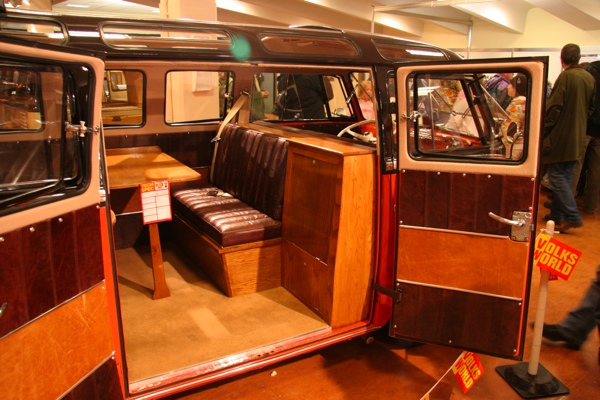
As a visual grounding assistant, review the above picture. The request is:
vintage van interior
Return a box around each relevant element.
[101,64,528,393]
[0,14,536,396]
[101,61,381,392]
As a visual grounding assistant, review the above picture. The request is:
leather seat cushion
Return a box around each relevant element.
[172,184,282,247]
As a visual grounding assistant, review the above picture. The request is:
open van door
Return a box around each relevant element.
[0,37,122,398]
[391,58,547,359]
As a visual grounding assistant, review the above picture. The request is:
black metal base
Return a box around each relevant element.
[496,362,569,398]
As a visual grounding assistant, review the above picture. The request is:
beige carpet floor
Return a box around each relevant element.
[116,243,329,383]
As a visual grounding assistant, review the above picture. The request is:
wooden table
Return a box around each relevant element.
[106,146,201,299]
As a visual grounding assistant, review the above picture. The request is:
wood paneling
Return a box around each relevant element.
[104,130,215,170]
[0,284,115,400]
[392,282,522,358]
[172,215,282,297]
[282,142,375,327]
[399,170,534,235]
[397,228,529,299]
[62,358,123,400]
[0,205,104,338]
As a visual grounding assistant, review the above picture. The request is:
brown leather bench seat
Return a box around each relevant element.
[171,185,282,247]
[170,123,288,296]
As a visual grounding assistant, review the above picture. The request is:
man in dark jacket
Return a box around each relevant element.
[578,61,600,214]
[543,43,596,232]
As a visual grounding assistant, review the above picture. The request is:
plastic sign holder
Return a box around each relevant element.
[140,180,172,224]
[496,220,570,398]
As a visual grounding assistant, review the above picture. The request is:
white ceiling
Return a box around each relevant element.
[27,0,600,38]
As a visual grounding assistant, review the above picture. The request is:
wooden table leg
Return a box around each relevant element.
[148,223,170,300]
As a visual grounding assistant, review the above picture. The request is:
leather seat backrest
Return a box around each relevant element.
[212,124,288,220]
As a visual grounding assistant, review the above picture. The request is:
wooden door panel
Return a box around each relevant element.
[392,282,522,357]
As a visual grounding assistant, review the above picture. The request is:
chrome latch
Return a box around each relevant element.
[488,211,532,242]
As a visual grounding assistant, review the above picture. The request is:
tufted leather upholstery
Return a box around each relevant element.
[172,124,288,247]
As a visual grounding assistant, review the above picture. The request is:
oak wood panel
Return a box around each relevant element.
[223,242,282,296]
[282,241,333,323]
[397,227,529,299]
[283,151,338,262]
[0,284,114,400]
[106,146,201,189]
[282,142,375,327]
[172,215,282,297]
[244,122,375,157]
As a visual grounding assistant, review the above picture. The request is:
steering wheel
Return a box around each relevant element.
[337,119,377,143]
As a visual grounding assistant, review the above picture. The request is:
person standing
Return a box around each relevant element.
[577,61,600,214]
[542,264,600,350]
[542,43,595,232]
[485,72,513,109]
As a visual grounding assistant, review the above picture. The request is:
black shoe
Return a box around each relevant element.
[542,324,581,350]
[554,220,584,232]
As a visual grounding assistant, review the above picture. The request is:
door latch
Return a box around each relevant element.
[488,211,532,242]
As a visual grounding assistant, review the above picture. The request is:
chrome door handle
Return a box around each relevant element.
[488,212,525,228]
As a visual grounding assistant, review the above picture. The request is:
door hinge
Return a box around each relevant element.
[373,281,402,302]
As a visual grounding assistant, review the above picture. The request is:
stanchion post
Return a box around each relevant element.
[495,221,570,398]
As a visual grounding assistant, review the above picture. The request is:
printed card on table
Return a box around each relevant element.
[140,180,172,224]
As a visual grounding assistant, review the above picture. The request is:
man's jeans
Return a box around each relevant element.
[547,161,582,223]
[557,265,600,347]
[583,137,600,213]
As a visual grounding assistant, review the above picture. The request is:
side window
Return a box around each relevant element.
[165,70,234,124]
[408,71,528,162]
[253,73,350,121]
[102,70,144,126]
[0,62,90,215]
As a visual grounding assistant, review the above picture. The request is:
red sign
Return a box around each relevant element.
[452,352,484,393]
[534,233,581,281]
[140,180,172,224]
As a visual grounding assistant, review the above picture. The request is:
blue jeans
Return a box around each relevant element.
[557,265,600,347]
[546,161,582,223]
[583,137,600,213]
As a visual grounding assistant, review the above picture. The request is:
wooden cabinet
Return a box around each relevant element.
[282,141,376,327]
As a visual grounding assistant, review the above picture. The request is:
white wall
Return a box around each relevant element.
[418,8,600,84]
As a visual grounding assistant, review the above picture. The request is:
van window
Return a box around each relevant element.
[0,62,88,215]
[100,24,231,52]
[407,71,528,162]
[258,33,359,57]
[165,70,233,124]
[0,17,66,45]
[102,70,144,126]
[373,41,448,62]
[252,73,350,121]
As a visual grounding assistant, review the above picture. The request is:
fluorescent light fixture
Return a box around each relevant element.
[406,49,445,57]
[67,4,90,8]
